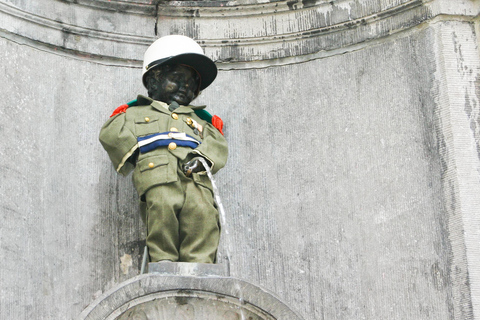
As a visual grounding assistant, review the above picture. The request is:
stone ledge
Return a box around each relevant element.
[147,261,227,276]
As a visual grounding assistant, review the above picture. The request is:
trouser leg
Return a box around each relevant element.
[144,182,184,262]
[178,173,220,263]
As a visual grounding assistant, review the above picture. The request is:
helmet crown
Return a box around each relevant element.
[142,35,217,91]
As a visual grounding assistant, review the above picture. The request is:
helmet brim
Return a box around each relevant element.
[142,53,217,91]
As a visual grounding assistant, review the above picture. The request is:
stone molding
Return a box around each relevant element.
[78,273,304,319]
[0,0,478,68]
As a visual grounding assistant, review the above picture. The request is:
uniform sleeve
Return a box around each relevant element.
[99,113,138,176]
[191,122,228,174]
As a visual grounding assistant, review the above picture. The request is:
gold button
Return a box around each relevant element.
[186,118,193,125]
[168,142,177,150]
[148,162,154,168]
[144,117,150,122]
[170,127,178,132]
[168,132,174,138]
[171,113,179,120]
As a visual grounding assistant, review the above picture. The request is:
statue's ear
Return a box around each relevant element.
[145,76,158,97]
[145,75,156,90]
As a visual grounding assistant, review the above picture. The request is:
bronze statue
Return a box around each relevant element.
[99,35,228,263]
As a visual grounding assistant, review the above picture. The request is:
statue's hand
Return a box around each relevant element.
[183,157,206,176]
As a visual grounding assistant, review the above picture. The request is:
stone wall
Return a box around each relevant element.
[1,0,480,319]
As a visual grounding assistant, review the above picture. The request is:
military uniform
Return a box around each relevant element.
[99,95,228,263]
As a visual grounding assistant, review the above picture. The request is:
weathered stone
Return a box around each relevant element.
[78,274,303,320]
[148,261,227,276]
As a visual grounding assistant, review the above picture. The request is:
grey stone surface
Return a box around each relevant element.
[147,261,227,276]
[1,0,480,319]
[79,273,302,320]
[427,19,480,319]
[2,0,478,67]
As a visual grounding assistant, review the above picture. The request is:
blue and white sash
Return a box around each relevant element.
[138,132,200,153]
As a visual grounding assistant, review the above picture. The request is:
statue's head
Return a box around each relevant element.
[145,63,200,106]
[142,35,217,105]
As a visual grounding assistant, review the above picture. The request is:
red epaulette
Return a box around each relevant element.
[212,115,224,135]
[110,104,129,117]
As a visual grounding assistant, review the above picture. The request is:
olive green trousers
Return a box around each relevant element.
[141,168,220,263]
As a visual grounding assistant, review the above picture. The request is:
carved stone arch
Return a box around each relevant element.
[79,274,304,320]
[0,0,438,69]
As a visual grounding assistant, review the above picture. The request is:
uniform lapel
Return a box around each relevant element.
[150,100,170,115]
[174,106,195,114]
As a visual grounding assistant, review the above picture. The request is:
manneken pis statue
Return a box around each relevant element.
[99,35,228,263]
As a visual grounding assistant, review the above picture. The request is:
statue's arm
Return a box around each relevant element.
[190,121,228,174]
[99,113,138,176]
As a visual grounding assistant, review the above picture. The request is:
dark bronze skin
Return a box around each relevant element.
[145,63,205,173]
[145,64,200,106]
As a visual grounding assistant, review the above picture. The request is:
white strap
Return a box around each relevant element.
[138,132,199,147]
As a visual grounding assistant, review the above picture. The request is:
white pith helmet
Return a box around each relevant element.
[142,35,217,91]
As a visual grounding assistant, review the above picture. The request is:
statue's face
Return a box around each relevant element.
[146,64,200,106]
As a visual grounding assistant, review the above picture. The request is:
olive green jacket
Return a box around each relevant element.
[99,95,228,196]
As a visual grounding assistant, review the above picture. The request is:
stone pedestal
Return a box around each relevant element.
[147,261,227,277]
[79,263,303,320]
